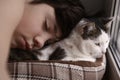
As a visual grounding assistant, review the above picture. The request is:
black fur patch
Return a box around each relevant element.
[9,48,39,61]
[49,47,66,60]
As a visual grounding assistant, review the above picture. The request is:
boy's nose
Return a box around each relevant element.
[33,36,45,49]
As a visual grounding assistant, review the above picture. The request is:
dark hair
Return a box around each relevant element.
[30,0,86,39]
[9,48,39,61]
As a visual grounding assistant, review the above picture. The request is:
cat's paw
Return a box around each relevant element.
[62,57,96,62]
[73,58,96,62]
[93,52,103,59]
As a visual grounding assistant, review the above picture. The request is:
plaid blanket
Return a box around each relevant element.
[8,55,106,80]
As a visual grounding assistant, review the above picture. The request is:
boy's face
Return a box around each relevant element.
[11,4,61,50]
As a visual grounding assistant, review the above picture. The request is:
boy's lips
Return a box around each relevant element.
[23,37,32,50]
[16,36,31,50]
[20,36,43,50]
[16,37,26,49]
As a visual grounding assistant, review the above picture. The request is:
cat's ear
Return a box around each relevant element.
[75,18,91,34]
[101,17,113,25]
[81,22,98,39]
[100,17,113,32]
[78,18,90,26]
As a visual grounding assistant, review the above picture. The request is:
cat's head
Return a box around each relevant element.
[75,17,113,58]
[75,17,113,36]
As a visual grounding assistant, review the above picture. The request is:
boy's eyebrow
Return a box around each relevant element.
[54,25,58,38]
[53,25,61,40]
[54,25,57,34]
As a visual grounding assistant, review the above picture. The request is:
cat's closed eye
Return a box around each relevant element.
[106,41,109,43]
[95,43,100,46]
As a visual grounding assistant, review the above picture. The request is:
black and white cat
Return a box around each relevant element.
[37,18,112,62]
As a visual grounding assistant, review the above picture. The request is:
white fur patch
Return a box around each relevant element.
[37,18,110,62]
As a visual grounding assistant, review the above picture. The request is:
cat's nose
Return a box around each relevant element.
[102,51,106,54]
[102,52,105,54]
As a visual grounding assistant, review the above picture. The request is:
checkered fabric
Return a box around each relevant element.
[8,55,106,80]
